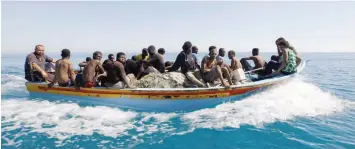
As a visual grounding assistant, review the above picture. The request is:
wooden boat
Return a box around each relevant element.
[25,61,306,112]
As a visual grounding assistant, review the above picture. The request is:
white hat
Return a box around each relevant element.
[45,62,55,73]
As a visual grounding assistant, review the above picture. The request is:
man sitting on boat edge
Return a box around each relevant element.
[25,44,56,83]
[104,52,135,89]
[81,51,106,88]
[48,49,76,87]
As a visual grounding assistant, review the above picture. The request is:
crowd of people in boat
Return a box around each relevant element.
[24,37,301,89]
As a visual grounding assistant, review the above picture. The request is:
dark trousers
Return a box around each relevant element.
[264,60,280,75]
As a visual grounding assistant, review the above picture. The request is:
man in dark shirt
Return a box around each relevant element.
[142,45,165,73]
[24,44,55,82]
[168,41,206,87]
[105,52,134,89]
[103,54,115,71]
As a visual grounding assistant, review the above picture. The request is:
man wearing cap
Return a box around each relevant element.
[24,44,56,82]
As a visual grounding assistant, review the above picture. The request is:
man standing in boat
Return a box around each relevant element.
[48,49,76,87]
[82,51,106,88]
[25,44,56,82]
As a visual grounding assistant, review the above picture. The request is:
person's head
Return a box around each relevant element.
[276,40,290,50]
[271,55,278,61]
[219,48,226,57]
[208,46,218,59]
[158,48,165,55]
[228,50,235,59]
[275,37,286,45]
[86,57,92,62]
[131,55,137,61]
[108,54,115,61]
[34,44,45,56]
[192,46,198,54]
[165,61,173,67]
[182,41,192,54]
[93,51,103,61]
[61,49,71,59]
[216,56,224,65]
[142,48,148,57]
[116,52,126,63]
[252,48,259,56]
[147,45,156,56]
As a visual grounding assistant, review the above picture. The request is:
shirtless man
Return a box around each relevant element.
[240,48,266,72]
[82,51,105,88]
[142,45,165,73]
[201,46,232,88]
[48,49,76,87]
[105,52,134,89]
[228,50,246,84]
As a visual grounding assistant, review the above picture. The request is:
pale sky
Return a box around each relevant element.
[1,1,355,54]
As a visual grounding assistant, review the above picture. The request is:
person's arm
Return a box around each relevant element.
[44,55,56,63]
[275,48,288,73]
[241,56,253,61]
[29,56,48,78]
[201,57,209,73]
[68,62,76,84]
[48,62,58,88]
[168,54,183,72]
[296,55,301,66]
[78,62,87,67]
[96,61,106,74]
[158,56,165,73]
[118,64,133,88]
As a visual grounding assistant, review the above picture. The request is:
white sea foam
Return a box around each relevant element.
[1,100,138,141]
[1,74,27,94]
[182,78,349,129]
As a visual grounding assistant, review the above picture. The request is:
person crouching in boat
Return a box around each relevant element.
[167,41,207,88]
[48,49,76,87]
[81,51,106,88]
[201,46,232,88]
[263,39,298,77]
[104,52,135,89]
[25,44,56,83]
[228,50,247,85]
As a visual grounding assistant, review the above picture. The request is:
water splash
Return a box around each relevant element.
[183,78,348,129]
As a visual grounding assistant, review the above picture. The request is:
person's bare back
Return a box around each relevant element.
[230,57,243,71]
[54,59,75,84]
[250,56,266,69]
[83,59,105,83]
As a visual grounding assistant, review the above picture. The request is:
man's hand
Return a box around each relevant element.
[41,71,48,78]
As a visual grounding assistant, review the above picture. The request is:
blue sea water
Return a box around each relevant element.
[1,52,355,149]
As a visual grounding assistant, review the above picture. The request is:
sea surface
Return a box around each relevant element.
[1,52,355,149]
